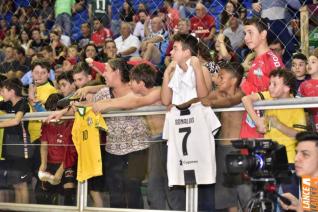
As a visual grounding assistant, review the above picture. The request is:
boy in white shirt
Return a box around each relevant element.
[161,33,215,211]
[161,33,210,106]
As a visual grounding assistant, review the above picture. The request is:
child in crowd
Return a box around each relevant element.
[204,62,252,212]
[37,93,77,206]
[161,33,209,106]
[242,69,307,202]
[242,68,306,163]
[291,52,309,91]
[67,45,78,61]
[298,49,318,132]
[240,17,284,139]
[61,58,76,74]
[0,78,32,203]
[178,62,251,212]
[28,59,58,113]
[56,71,76,98]
[161,33,215,211]
[28,59,58,180]
[28,59,57,134]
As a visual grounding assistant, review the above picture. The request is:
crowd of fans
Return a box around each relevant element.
[0,0,317,211]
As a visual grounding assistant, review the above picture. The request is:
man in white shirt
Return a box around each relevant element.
[223,14,245,50]
[114,22,140,59]
[133,10,148,41]
[141,16,169,64]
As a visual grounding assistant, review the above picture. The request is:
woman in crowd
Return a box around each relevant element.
[19,29,32,53]
[92,58,150,209]
[120,0,135,23]
[49,30,66,62]
[220,1,237,29]
[214,33,236,63]
[198,41,219,90]
[47,58,150,208]
[81,43,101,80]
[2,25,20,47]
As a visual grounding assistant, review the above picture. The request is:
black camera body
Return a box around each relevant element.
[226,139,291,180]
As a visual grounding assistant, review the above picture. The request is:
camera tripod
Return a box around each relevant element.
[246,178,277,212]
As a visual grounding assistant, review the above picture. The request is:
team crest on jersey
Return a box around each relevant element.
[87,117,93,126]
[77,107,86,116]
[253,68,263,77]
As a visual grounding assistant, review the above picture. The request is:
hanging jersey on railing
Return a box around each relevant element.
[72,106,108,182]
[163,102,221,186]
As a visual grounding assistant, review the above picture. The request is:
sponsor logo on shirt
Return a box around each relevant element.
[253,68,263,77]
[87,117,93,126]
[268,51,281,67]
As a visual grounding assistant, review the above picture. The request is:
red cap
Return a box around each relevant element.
[91,60,107,74]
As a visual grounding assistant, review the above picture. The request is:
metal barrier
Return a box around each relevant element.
[0,97,317,121]
[0,97,317,212]
[0,0,317,211]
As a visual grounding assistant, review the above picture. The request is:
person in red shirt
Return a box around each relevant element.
[240,17,284,139]
[37,93,77,206]
[91,18,112,49]
[163,0,180,33]
[298,48,318,132]
[190,2,216,42]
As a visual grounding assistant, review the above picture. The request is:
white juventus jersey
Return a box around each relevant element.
[163,103,221,186]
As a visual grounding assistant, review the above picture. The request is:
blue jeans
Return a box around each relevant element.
[147,142,186,210]
[55,13,71,36]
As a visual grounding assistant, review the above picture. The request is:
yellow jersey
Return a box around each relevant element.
[36,82,58,104]
[72,106,107,182]
[259,91,307,163]
[29,82,58,142]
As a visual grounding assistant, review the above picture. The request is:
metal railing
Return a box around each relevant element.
[0,97,317,121]
[0,97,317,212]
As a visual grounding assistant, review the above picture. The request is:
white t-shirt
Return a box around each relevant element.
[168,59,197,105]
[114,34,140,57]
[133,21,145,41]
[223,24,244,50]
[163,102,221,186]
